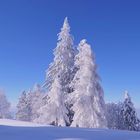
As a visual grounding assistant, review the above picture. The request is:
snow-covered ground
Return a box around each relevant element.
[0,119,140,140]
[0,119,45,127]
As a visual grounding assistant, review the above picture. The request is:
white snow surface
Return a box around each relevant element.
[0,119,140,140]
[0,119,45,127]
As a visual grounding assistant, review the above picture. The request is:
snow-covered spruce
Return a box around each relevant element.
[0,90,11,119]
[70,39,107,128]
[35,77,69,126]
[40,17,75,125]
[120,91,140,131]
[27,84,43,122]
[16,84,43,122]
[16,91,31,121]
[44,17,75,94]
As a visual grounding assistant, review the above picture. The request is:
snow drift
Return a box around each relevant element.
[0,119,140,140]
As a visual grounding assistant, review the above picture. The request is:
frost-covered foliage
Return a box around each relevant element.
[33,18,107,128]
[106,102,123,129]
[41,17,76,125]
[44,17,75,94]
[0,90,11,119]
[106,92,140,131]
[27,84,43,121]
[16,84,43,122]
[120,91,140,131]
[70,39,106,128]
[35,77,69,126]
[16,91,31,121]
[14,18,140,131]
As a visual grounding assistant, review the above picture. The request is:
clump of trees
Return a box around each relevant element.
[106,91,140,131]
[16,17,107,128]
[1,17,139,132]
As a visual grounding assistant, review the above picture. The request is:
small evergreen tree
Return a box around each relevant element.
[120,91,140,131]
[16,91,31,121]
[0,90,11,119]
[27,84,43,122]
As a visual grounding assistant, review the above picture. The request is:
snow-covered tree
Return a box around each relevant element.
[0,90,11,118]
[106,102,123,129]
[70,39,106,128]
[27,84,43,121]
[16,91,31,121]
[120,91,140,131]
[35,77,69,126]
[41,17,76,125]
[44,17,75,94]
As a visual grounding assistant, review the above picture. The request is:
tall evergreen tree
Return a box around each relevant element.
[70,39,106,128]
[44,17,75,94]
[41,17,75,124]
[120,91,140,131]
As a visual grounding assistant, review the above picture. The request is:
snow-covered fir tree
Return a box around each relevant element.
[70,39,106,128]
[44,17,75,94]
[16,91,31,121]
[120,91,140,131]
[0,90,11,119]
[42,17,76,124]
[27,84,43,122]
[35,77,69,126]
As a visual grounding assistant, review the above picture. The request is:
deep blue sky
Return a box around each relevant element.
[0,0,140,107]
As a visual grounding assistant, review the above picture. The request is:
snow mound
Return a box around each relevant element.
[0,119,45,127]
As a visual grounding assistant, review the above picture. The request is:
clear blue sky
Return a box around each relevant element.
[0,0,140,107]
